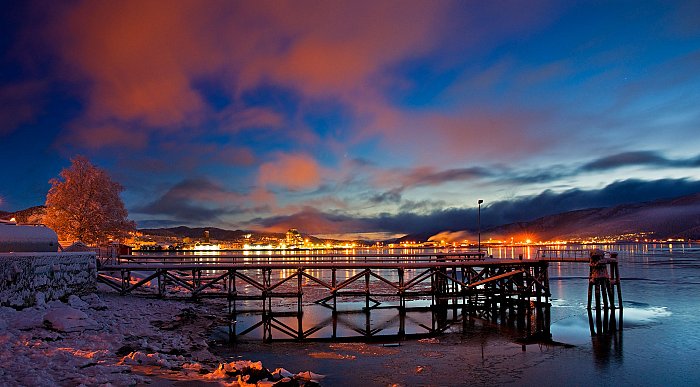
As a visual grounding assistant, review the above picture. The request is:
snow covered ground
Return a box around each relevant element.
[0,290,323,386]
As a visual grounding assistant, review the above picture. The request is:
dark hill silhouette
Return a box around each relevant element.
[486,193,700,241]
[138,226,326,244]
[140,226,258,241]
[4,193,699,242]
[0,206,45,224]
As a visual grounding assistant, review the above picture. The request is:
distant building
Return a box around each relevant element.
[286,228,304,247]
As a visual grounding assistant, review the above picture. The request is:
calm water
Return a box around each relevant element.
[545,243,700,385]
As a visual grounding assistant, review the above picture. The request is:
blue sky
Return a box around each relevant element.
[1,0,699,238]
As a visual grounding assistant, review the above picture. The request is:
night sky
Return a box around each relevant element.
[1,1,699,239]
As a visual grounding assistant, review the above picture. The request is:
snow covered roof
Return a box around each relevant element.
[0,222,59,252]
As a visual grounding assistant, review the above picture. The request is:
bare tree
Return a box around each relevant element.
[44,156,135,245]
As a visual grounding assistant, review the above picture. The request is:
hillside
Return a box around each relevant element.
[486,193,700,241]
[4,193,699,242]
[0,206,45,224]
[140,226,258,241]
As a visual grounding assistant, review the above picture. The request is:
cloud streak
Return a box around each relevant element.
[581,151,700,171]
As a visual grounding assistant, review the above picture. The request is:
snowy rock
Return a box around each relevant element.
[68,295,89,309]
[274,377,297,386]
[5,306,44,330]
[1,292,323,386]
[120,351,173,368]
[296,370,326,382]
[81,293,108,310]
[229,360,264,372]
[271,367,295,380]
[43,305,98,332]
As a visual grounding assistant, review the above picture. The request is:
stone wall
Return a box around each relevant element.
[0,252,96,308]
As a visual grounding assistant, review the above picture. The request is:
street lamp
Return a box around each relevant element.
[478,199,484,253]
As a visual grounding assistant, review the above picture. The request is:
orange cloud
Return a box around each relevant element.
[46,1,450,146]
[253,1,444,94]
[258,153,321,191]
[367,108,557,165]
[63,124,149,150]
[46,0,560,159]
[54,0,221,127]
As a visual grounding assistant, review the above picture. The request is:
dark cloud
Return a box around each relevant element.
[581,151,671,171]
[369,189,402,204]
[135,219,192,229]
[399,199,447,213]
[493,151,700,186]
[372,165,494,200]
[249,207,370,234]
[136,201,222,223]
[133,177,250,222]
[406,167,493,187]
[581,151,700,172]
[250,178,700,237]
[506,167,571,184]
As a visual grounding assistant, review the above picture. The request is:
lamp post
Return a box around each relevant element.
[478,199,483,253]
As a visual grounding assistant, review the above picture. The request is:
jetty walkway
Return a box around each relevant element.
[98,252,552,306]
[96,250,620,341]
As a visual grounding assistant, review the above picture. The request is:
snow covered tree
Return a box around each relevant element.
[44,156,135,245]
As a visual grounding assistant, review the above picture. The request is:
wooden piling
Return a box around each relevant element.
[587,250,621,310]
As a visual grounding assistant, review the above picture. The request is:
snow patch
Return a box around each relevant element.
[1,292,322,385]
[43,304,98,332]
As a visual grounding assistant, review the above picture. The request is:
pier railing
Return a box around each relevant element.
[95,251,620,341]
[113,251,486,265]
[98,254,552,339]
[536,249,589,261]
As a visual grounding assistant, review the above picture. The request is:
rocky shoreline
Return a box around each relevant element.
[0,290,323,385]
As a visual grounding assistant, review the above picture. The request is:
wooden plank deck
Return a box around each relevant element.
[101,258,553,271]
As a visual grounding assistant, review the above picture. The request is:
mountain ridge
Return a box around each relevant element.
[3,193,699,241]
[485,192,700,241]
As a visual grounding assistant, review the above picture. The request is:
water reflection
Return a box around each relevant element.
[588,308,623,368]
[226,302,461,342]
[220,295,552,344]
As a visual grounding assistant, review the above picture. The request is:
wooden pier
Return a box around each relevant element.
[96,250,620,341]
[97,253,552,307]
